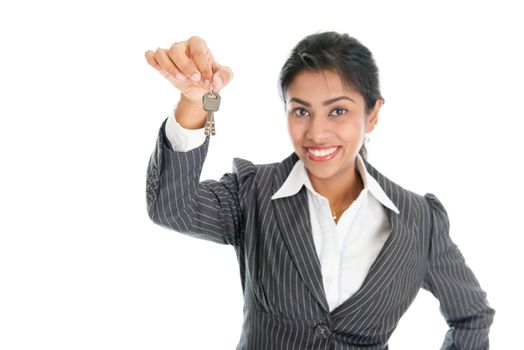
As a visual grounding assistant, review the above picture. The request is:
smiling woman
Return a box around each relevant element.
[285,70,381,220]
[145,32,494,349]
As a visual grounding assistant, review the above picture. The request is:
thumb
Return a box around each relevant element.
[212,65,233,90]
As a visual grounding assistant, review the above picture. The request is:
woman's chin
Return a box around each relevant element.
[303,163,340,181]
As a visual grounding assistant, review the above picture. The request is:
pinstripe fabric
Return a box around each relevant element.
[146,118,494,349]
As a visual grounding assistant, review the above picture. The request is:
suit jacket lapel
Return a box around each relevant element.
[330,205,414,317]
[331,160,415,317]
[271,153,330,313]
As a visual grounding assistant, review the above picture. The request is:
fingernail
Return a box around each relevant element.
[175,73,186,81]
[204,79,211,89]
[191,72,201,81]
[213,76,223,88]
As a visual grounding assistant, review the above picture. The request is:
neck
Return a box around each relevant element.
[308,163,364,218]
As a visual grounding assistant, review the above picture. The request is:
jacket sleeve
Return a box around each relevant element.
[422,193,495,350]
[145,117,250,246]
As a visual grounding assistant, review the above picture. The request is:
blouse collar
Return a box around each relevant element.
[271,153,400,214]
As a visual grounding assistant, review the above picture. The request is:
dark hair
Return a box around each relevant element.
[279,31,383,159]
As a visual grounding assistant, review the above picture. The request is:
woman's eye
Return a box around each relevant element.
[292,108,309,117]
[329,108,348,116]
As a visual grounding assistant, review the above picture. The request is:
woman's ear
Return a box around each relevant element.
[365,99,383,133]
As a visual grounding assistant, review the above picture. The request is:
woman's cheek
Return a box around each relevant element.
[288,121,304,143]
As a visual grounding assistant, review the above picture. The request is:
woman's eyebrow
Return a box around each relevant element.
[288,96,357,106]
[323,96,357,105]
[288,97,311,106]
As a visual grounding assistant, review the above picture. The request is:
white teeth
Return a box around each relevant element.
[307,147,338,157]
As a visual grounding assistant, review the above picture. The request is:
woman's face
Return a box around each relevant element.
[286,69,381,186]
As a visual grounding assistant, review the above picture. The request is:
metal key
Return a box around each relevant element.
[202,89,221,136]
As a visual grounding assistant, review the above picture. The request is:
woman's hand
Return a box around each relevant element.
[144,36,233,128]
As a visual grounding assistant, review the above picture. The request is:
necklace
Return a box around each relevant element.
[332,210,337,221]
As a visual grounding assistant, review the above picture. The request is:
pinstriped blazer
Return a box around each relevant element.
[146,118,494,349]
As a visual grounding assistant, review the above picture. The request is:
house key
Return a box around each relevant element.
[202,89,221,136]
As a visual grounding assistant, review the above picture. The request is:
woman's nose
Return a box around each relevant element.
[306,116,330,143]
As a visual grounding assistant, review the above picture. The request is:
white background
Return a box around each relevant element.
[1,0,522,349]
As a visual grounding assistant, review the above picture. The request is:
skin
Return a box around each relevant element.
[144,36,233,129]
[285,70,382,221]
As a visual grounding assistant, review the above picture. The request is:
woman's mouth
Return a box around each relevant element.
[304,146,340,161]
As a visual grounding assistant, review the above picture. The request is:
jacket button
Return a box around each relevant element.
[314,324,331,339]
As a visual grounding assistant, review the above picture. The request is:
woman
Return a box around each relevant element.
[144,32,494,349]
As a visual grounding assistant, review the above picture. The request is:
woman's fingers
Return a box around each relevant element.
[146,39,224,87]
[144,50,175,82]
[145,37,233,101]
[187,36,213,87]
[167,42,202,82]
[154,47,186,81]
[144,50,161,70]
[212,64,233,90]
